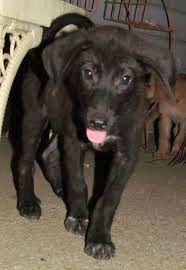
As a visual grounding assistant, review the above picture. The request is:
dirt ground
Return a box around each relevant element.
[0,137,185,270]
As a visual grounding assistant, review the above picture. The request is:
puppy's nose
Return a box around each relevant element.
[89,119,107,130]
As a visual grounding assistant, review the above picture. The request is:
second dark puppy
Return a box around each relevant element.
[12,14,177,260]
[9,13,94,208]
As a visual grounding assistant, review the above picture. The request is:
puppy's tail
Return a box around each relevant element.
[42,13,94,44]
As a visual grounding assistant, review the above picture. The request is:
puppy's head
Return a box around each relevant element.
[42,26,177,145]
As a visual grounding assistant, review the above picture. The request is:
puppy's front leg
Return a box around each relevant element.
[63,135,88,236]
[85,151,136,260]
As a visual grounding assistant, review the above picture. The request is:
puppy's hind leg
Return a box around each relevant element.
[17,108,46,219]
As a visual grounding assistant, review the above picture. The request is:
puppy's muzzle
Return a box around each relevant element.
[86,113,108,144]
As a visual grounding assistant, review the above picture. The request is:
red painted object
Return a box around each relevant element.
[63,1,176,50]
[103,0,176,50]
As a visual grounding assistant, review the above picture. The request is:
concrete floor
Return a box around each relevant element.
[0,137,186,270]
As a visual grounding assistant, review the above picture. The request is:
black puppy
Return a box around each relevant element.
[11,14,177,260]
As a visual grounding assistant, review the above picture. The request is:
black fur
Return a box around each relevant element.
[10,13,177,260]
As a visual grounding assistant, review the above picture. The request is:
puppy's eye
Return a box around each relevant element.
[82,68,93,80]
[121,74,131,85]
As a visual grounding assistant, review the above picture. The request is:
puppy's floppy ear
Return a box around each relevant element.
[42,30,87,82]
[133,37,178,101]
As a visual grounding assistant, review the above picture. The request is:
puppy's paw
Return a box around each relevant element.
[84,242,115,260]
[18,197,41,220]
[64,216,88,236]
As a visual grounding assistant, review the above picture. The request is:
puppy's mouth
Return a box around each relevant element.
[86,128,107,144]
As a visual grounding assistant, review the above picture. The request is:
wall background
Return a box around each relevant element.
[86,0,186,73]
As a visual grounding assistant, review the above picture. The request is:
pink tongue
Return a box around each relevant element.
[86,129,107,144]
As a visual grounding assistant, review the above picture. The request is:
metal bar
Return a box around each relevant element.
[103,0,108,19]
[167,0,176,51]
[110,0,116,19]
[118,0,123,21]
[161,0,171,49]
[123,3,128,22]
[133,0,139,22]
[77,0,80,7]
[127,0,132,28]
[84,0,88,9]
[123,2,131,30]
[91,0,95,10]
[141,0,147,22]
